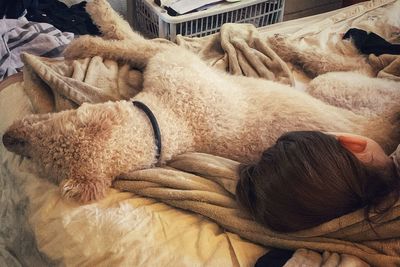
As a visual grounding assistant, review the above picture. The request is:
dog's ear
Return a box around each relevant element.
[60,175,110,204]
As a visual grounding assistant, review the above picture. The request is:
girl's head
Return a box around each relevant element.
[236,131,399,232]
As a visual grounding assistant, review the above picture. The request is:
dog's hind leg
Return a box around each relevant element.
[268,35,374,77]
[85,0,136,41]
[308,72,400,152]
[308,72,400,117]
[66,0,176,69]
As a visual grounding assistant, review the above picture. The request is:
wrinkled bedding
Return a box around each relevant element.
[0,76,55,267]
[1,0,400,266]
[115,152,400,266]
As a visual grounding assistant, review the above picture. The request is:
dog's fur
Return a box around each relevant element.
[3,0,400,203]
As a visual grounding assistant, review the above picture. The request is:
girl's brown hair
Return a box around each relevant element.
[236,131,400,232]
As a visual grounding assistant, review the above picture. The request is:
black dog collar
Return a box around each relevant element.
[132,101,162,163]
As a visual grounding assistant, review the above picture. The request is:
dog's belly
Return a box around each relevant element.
[201,87,363,162]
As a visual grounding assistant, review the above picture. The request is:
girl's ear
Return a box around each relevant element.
[338,135,368,153]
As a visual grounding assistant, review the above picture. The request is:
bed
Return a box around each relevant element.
[1,0,400,266]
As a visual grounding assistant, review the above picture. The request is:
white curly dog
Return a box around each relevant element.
[3,0,400,203]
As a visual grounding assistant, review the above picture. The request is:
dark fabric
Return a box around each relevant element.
[0,0,100,35]
[343,28,400,56]
[0,0,38,18]
[26,0,100,35]
[255,248,294,267]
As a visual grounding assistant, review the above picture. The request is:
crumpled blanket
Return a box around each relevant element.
[22,53,143,113]
[0,17,74,81]
[176,23,295,86]
[369,54,400,81]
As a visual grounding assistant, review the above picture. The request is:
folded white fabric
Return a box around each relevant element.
[0,17,74,81]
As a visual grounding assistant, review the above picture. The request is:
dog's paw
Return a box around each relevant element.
[60,177,108,204]
[63,36,100,60]
[267,34,294,62]
[86,0,112,20]
[267,34,290,49]
[86,0,110,12]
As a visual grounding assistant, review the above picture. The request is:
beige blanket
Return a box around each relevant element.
[176,24,294,86]
[112,152,400,267]
[369,54,400,82]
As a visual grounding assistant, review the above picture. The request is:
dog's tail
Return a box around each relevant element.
[362,105,400,154]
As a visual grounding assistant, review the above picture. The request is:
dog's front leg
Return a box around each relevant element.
[63,36,168,70]
[86,0,137,40]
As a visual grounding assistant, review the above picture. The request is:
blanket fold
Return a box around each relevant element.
[21,53,143,113]
[177,24,295,86]
[369,54,400,81]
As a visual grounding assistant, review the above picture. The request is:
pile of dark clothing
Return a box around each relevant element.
[0,0,99,35]
[342,28,400,82]
[0,0,100,81]
[343,28,400,56]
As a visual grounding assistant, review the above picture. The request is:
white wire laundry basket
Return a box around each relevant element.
[128,0,285,41]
